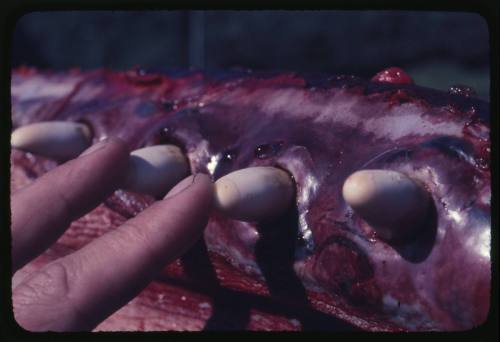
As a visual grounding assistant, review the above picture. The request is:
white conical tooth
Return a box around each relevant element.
[124,145,190,197]
[214,166,295,222]
[11,121,92,161]
[342,169,431,241]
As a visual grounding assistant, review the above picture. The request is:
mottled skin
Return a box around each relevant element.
[10,67,490,331]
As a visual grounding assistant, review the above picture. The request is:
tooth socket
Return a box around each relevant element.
[342,169,431,241]
[124,145,190,197]
[214,166,295,222]
[11,121,92,161]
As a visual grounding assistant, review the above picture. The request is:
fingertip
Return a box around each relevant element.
[73,137,130,186]
[188,173,214,206]
[163,175,196,199]
[79,137,129,159]
[193,173,214,192]
[163,173,214,201]
[193,173,213,187]
[105,136,130,155]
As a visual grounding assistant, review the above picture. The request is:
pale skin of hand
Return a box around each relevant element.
[11,137,214,331]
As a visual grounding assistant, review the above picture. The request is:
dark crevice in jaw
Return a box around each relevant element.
[255,206,307,303]
[255,205,357,330]
[179,239,252,330]
[391,200,438,263]
[258,165,311,256]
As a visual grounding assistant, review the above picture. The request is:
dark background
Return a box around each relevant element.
[11,11,490,99]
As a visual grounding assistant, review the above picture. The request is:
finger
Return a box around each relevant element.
[11,137,129,272]
[13,174,213,332]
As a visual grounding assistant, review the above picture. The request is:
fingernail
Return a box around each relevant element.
[164,175,196,199]
[79,138,109,157]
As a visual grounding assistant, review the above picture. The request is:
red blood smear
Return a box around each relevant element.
[371,67,414,85]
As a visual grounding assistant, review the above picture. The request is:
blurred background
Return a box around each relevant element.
[11,11,490,100]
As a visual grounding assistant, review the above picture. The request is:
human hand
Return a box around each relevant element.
[11,137,213,331]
